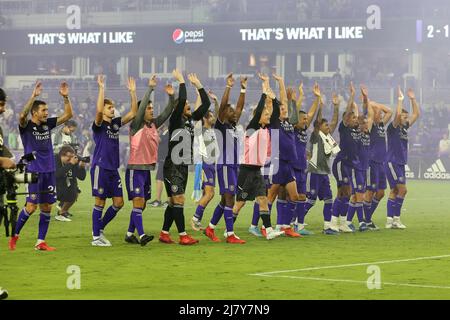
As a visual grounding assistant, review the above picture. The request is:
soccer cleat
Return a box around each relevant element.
[125,234,140,244]
[159,232,175,244]
[339,224,355,233]
[298,228,314,236]
[190,217,204,231]
[386,217,394,229]
[140,234,154,247]
[55,214,72,222]
[162,201,169,208]
[248,226,263,237]
[226,234,246,244]
[266,229,285,240]
[261,227,267,238]
[323,228,340,235]
[0,287,8,300]
[359,222,369,232]
[91,238,112,247]
[204,226,221,242]
[366,222,380,231]
[393,218,407,229]
[8,235,19,251]
[99,232,111,246]
[179,234,199,245]
[149,200,161,207]
[35,242,56,251]
[281,227,302,238]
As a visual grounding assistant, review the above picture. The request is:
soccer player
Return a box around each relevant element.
[125,75,176,246]
[305,92,340,234]
[345,86,374,232]
[203,73,247,244]
[9,81,73,251]
[232,73,284,240]
[331,82,360,233]
[159,70,211,245]
[364,99,393,230]
[90,75,138,247]
[385,88,420,229]
[190,90,220,231]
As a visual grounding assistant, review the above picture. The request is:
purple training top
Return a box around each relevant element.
[92,117,122,170]
[386,122,409,165]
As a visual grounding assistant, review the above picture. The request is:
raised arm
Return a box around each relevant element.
[287,87,298,125]
[305,83,321,129]
[314,98,323,133]
[273,74,288,107]
[154,84,176,128]
[95,75,105,126]
[407,89,420,127]
[370,101,393,126]
[56,81,73,126]
[19,81,42,127]
[296,82,304,111]
[329,93,340,134]
[208,90,220,117]
[393,87,404,128]
[248,92,267,130]
[360,85,373,131]
[169,69,187,124]
[131,75,156,134]
[343,82,356,127]
[218,73,234,123]
[121,77,138,126]
[234,76,247,123]
[190,74,211,121]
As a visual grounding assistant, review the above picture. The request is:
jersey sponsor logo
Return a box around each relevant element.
[424,159,450,180]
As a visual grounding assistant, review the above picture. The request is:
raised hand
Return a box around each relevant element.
[272,73,283,82]
[398,87,404,101]
[407,88,416,100]
[172,69,185,83]
[349,81,355,97]
[361,85,368,98]
[97,75,105,89]
[165,84,175,96]
[127,77,136,93]
[332,93,340,105]
[258,73,269,83]
[32,81,43,98]
[188,73,202,89]
[149,74,157,87]
[226,73,235,88]
[298,82,304,98]
[286,87,294,101]
[240,76,248,89]
[208,90,218,101]
[313,82,321,98]
[59,81,69,97]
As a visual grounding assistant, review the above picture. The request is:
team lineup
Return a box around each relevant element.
[7,69,420,250]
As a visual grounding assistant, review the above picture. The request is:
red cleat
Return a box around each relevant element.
[8,235,19,251]
[226,234,246,244]
[261,227,267,238]
[159,232,175,244]
[179,234,199,245]
[281,227,302,238]
[204,226,221,242]
[35,242,56,251]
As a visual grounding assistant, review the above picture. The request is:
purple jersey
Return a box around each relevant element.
[358,131,370,170]
[386,122,409,165]
[369,122,387,163]
[293,128,307,170]
[278,120,297,163]
[335,121,361,168]
[215,119,238,166]
[92,117,122,170]
[19,117,58,173]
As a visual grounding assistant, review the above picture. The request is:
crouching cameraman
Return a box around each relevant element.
[55,145,87,222]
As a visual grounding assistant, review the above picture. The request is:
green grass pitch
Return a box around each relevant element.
[1,174,450,300]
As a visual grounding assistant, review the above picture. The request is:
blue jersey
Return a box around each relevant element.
[293,128,308,170]
[335,121,361,168]
[386,122,409,165]
[92,117,122,170]
[19,117,58,173]
[215,119,238,167]
[369,122,387,163]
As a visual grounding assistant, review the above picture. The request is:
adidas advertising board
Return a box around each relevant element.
[423,159,450,180]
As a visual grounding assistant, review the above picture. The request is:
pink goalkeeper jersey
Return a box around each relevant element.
[242,127,271,167]
[128,123,159,168]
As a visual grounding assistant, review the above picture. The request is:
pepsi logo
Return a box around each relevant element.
[173,29,185,44]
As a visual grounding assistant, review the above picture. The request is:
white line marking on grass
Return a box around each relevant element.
[254,274,450,290]
[249,254,450,276]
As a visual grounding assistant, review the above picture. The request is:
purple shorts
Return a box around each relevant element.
[90,165,123,199]
[306,172,333,200]
[217,164,238,195]
[271,159,296,185]
[385,162,406,188]
[351,168,366,194]
[293,168,307,195]
[367,161,387,191]
[26,172,57,204]
[202,162,216,188]
[125,169,152,201]
[332,159,352,188]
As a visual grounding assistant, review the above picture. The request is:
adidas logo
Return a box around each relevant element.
[424,159,450,180]
[405,164,415,179]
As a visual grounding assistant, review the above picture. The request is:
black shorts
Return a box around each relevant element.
[236,165,267,202]
[156,161,164,181]
[56,188,78,202]
[163,158,188,197]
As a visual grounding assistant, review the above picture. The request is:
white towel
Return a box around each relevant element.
[319,131,340,156]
